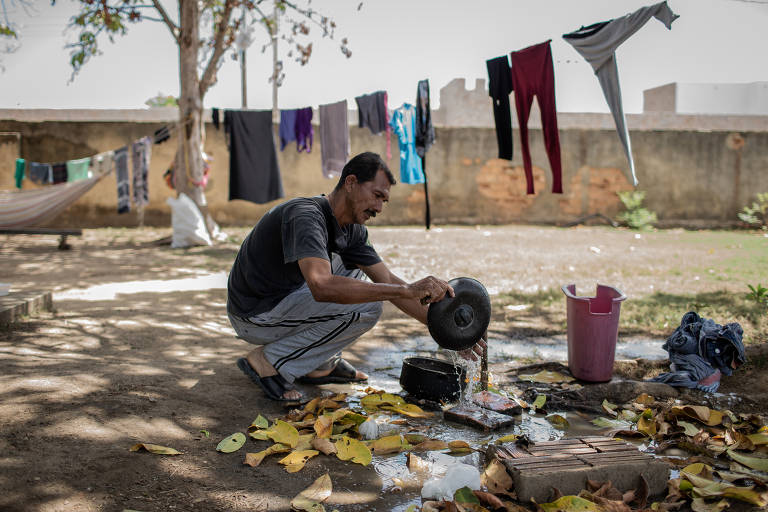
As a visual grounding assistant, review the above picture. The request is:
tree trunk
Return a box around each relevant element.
[176,0,218,239]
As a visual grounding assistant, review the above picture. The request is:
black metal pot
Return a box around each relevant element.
[399,356,467,403]
[427,277,491,351]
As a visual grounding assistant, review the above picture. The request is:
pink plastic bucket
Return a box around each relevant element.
[561,284,626,382]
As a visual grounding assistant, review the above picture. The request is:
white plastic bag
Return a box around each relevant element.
[166,193,212,248]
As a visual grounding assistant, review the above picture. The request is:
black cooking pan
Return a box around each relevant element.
[400,356,467,402]
[427,277,491,351]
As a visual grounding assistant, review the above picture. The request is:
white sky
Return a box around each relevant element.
[2,0,767,113]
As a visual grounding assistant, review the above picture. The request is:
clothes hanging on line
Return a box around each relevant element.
[212,108,221,130]
[51,162,68,184]
[563,1,679,186]
[318,100,350,179]
[295,107,314,153]
[114,146,131,214]
[415,80,435,158]
[389,103,424,185]
[66,157,91,183]
[486,56,514,160]
[91,150,114,176]
[14,159,25,189]
[224,109,284,204]
[132,137,152,207]
[415,79,435,230]
[510,40,563,195]
[27,163,52,185]
[279,109,299,151]
[153,126,171,144]
[355,91,391,160]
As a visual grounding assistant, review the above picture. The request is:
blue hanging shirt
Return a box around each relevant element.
[389,103,424,184]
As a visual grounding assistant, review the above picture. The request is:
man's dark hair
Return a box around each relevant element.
[334,152,396,191]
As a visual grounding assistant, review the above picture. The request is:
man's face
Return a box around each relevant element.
[348,169,391,225]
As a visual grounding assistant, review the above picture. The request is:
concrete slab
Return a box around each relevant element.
[0,290,52,326]
[488,436,670,503]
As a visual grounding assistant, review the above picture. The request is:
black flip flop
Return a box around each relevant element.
[237,358,303,402]
[297,358,368,385]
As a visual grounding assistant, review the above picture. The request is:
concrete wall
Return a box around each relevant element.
[642,82,768,115]
[2,83,767,228]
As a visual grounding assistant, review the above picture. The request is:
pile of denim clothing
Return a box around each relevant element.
[651,311,746,393]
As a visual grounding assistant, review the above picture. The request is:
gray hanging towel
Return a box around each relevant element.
[319,100,350,179]
[563,1,679,186]
[114,146,131,214]
[224,109,284,204]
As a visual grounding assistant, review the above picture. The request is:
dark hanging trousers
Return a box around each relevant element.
[510,40,563,195]
[486,56,513,160]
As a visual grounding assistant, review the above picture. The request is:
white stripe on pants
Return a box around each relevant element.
[228,256,383,383]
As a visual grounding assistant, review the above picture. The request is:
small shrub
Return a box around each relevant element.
[737,192,768,230]
[616,191,657,231]
[747,283,768,305]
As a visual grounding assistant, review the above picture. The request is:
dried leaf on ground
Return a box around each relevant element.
[381,403,433,418]
[473,490,505,510]
[295,433,316,451]
[538,495,603,512]
[448,440,473,454]
[518,370,573,384]
[371,435,407,455]
[690,497,729,512]
[634,393,655,405]
[671,405,724,427]
[250,430,270,441]
[532,395,546,410]
[637,415,657,437]
[602,400,618,417]
[279,449,319,473]
[244,443,291,467]
[266,420,300,448]
[747,432,768,446]
[481,459,514,496]
[726,449,768,472]
[412,440,449,452]
[291,472,332,512]
[676,421,701,437]
[311,437,337,455]
[216,433,246,453]
[546,414,570,430]
[404,433,427,444]
[454,486,480,504]
[681,463,768,506]
[129,443,182,455]
[249,415,269,430]
[335,436,372,466]
[495,434,518,444]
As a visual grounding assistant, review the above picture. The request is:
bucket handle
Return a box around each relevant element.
[561,284,627,316]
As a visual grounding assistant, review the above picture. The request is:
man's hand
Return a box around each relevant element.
[407,276,454,305]
[458,336,487,361]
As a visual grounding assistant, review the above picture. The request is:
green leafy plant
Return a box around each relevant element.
[616,191,657,231]
[747,283,768,305]
[737,192,768,230]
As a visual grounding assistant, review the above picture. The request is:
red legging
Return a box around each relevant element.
[510,40,563,194]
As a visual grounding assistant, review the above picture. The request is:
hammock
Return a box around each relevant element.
[0,171,111,229]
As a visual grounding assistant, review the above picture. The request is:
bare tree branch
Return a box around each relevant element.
[151,0,179,43]
[198,0,235,97]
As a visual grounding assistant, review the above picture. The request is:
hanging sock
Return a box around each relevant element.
[14,158,25,189]
[510,40,563,195]
[224,109,284,204]
[131,136,152,207]
[279,109,298,151]
[563,1,679,186]
[114,146,131,214]
[51,162,68,184]
[295,107,314,153]
[355,91,389,134]
[212,108,220,130]
[318,100,350,179]
[153,126,171,144]
[66,157,92,182]
[486,56,514,160]
[28,162,52,185]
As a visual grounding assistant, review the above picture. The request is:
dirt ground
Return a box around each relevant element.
[1,225,766,511]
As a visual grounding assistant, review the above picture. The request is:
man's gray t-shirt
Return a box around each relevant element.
[227,195,381,317]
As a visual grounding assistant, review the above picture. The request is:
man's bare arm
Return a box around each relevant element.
[298,257,451,306]
[360,261,445,324]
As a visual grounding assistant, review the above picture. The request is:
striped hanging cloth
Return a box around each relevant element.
[0,170,110,229]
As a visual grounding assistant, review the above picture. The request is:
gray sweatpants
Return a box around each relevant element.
[563,1,679,186]
[228,255,383,383]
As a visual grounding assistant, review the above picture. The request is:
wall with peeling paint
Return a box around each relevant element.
[1,104,767,228]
